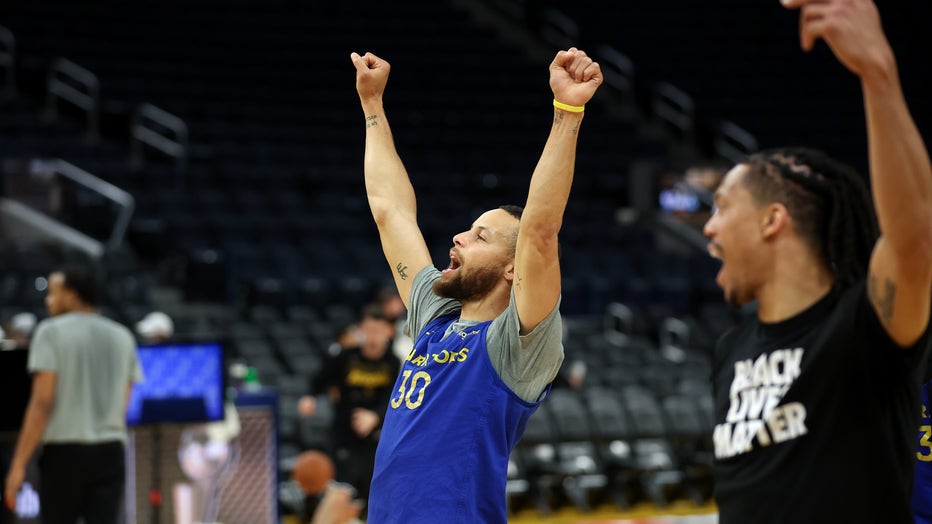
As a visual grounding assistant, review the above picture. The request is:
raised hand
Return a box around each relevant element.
[782,0,894,78]
[549,47,603,108]
[350,52,391,102]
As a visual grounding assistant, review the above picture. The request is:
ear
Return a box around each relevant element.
[761,202,789,240]
[504,262,515,283]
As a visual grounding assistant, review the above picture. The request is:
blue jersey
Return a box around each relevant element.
[367,314,544,523]
[915,383,932,524]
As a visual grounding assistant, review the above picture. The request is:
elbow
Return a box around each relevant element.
[368,196,394,226]
[368,195,415,228]
[522,217,562,244]
[31,396,54,417]
[902,214,932,263]
[370,207,390,227]
[893,234,932,271]
[915,237,932,267]
[921,213,932,262]
[521,223,561,255]
[884,208,932,266]
[519,206,564,241]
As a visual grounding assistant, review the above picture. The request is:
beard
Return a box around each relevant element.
[433,264,502,303]
[722,277,756,311]
[725,289,742,309]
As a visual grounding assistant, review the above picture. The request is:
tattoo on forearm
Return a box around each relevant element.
[553,111,565,126]
[396,262,409,280]
[366,115,379,129]
[868,273,896,322]
[515,274,524,291]
[572,120,580,136]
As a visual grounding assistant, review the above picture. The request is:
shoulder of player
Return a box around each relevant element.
[839,279,868,308]
[89,313,134,331]
[86,314,137,344]
[33,313,79,335]
[493,293,560,335]
[715,317,755,355]
[800,280,868,330]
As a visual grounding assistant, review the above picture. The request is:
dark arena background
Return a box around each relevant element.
[0,0,929,522]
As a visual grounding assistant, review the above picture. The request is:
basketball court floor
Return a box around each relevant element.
[282,501,717,524]
[507,501,718,524]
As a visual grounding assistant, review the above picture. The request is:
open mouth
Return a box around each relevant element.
[443,251,462,274]
[706,244,725,287]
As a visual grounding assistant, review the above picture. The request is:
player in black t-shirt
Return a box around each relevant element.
[702,1,932,522]
[298,304,401,513]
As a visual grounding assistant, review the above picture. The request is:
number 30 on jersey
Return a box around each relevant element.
[390,370,432,410]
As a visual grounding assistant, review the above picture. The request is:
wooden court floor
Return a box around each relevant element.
[283,501,717,523]
[507,501,718,523]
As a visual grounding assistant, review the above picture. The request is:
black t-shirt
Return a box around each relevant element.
[712,281,932,524]
[313,346,401,448]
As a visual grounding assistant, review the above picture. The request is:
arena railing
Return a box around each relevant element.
[130,103,189,190]
[595,44,635,101]
[658,317,690,363]
[713,120,759,165]
[651,81,695,143]
[45,58,99,142]
[603,301,634,347]
[539,8,580,50]
[0,159,135,258]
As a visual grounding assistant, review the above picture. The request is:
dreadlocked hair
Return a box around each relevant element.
[741,147,879,287]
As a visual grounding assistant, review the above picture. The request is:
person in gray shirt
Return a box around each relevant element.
[4,268,142,524]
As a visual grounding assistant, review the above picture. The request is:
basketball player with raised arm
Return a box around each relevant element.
[705,1,932,522]
[349,48,602,522]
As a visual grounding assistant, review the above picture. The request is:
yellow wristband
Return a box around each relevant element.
[553,99,585,113]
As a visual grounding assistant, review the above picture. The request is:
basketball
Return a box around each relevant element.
[292,450,335,494]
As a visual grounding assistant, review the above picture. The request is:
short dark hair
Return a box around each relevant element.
[494,204,564,261]
[57,267,99,306]
[333,322,357,340]
[740,147,879,286]
[360,302,391,324]
[375,286,400,305]
[498,204,523,220]
[497,205,523,257]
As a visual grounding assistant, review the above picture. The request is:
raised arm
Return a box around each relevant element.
[513,48,602,333]
[785,0,932,346]
[351,52,432,308]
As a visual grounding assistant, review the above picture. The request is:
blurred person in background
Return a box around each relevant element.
[298,304,400,518]
[553,359,588,390]
[3,268,143,524]
[327,322,364,357]
[375,286,413,361]
[1,312,37,351]
[9,313,37,350]
[134,310,174,344]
